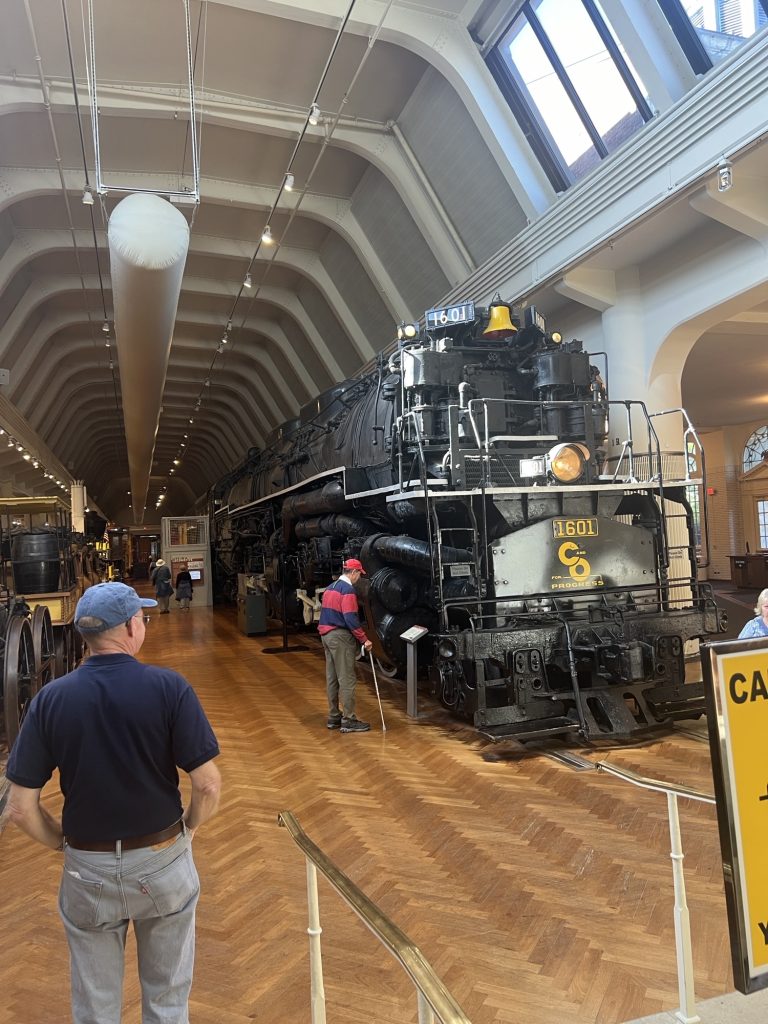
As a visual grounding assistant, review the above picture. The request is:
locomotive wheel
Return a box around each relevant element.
[2,616,35,749]
[54,624,75,678]
[32,605,55,689]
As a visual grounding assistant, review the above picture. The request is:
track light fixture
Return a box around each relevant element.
[308,103,321,126]
[261,225,274,245]
[285,173,295,192]
[717,157,733,192]
[82,188,94,206]
[102,320,110,333]
[244,272,252,289]
[221,333,228,345]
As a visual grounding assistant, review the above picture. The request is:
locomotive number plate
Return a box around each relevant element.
[425,301,475,331]
[552,517,598,539]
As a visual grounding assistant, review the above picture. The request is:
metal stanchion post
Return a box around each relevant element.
[399,625,428,719]
[263,554,308,654]
[305,860,327,1024]
[668,792,701,1024]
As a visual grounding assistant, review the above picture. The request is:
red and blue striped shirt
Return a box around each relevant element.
[318,575,368,644]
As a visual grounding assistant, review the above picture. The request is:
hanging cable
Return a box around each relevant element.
[191,0,394,430]
[60,0,126,477]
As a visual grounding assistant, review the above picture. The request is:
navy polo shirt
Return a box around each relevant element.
[6,653,219,841]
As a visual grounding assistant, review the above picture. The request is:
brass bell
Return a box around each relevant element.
[482,302,517,338]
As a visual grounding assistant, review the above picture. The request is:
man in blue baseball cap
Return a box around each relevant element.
[6,581,222,1024]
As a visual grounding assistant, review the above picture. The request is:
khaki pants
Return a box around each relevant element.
[321,629,358,719]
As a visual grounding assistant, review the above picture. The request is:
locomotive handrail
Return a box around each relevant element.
[397,410,438,590]
[649,408,711,570]
[277,810,473,1024]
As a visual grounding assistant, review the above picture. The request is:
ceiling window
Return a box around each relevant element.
[487,0,654,190]
[657,0,768,70]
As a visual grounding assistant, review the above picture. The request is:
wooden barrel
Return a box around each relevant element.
[11,532,60,595]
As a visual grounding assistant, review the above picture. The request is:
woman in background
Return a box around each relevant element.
[150,558,173,614]
[175,569,193,612]
[738,588,768,638]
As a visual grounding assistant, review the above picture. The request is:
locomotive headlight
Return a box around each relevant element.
[438,638,457,660]
[397,322,419,341]
[547,443,590,483]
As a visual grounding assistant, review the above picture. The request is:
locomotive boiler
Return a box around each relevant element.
[212,298,724,741]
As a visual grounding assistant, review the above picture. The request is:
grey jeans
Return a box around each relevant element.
[321,628,359,719]
[59,832,199,1024]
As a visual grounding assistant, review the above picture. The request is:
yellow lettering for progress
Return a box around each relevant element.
[557,541,591,580]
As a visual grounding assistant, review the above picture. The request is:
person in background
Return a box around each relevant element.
[5,581,221,1024]
[175,568,194,612]
[318,557,373,733]
[151,557,173,614]
[738,588,768,638]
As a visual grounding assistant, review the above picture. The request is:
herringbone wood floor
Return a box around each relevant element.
[0,600,731,1023]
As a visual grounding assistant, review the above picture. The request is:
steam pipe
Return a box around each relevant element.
[361,534,469,576]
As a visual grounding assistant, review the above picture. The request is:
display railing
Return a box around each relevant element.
[277,810,472,1024]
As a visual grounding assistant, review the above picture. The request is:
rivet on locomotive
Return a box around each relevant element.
[211,298,725,741]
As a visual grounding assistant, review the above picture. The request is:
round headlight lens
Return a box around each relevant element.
[548,443,589,483]
[438,638,457,660]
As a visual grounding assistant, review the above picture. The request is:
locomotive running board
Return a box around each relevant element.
[478,717,581,743]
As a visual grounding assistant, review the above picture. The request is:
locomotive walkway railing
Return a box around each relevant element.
[277,810,472,1024]
[594,760,716,1024]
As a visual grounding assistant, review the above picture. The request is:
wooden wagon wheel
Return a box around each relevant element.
[31,605,55,689]
[2,616,35,750]
[54,623,75,679]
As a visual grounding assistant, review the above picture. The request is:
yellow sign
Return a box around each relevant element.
[706,642,768,991]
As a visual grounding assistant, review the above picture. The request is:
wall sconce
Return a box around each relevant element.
[717,157,733,192]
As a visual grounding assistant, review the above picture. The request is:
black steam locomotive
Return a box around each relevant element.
[212,298,724,741]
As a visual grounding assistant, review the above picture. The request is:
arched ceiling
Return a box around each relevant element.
[0,0,766,524]
[0,0,539,521]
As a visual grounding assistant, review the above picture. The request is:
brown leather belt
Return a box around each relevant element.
[66,820,183,852]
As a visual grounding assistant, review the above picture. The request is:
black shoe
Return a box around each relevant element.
[326,716,342,730]
[340,718,370,733]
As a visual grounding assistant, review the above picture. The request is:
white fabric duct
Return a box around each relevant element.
[108,194,190,524]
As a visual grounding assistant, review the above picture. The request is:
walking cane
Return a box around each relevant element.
[368,650,387,732]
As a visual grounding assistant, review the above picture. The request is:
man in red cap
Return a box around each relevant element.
[318,558,373,733]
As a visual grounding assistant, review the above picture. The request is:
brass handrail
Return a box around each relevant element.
[278,810,472,1024]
